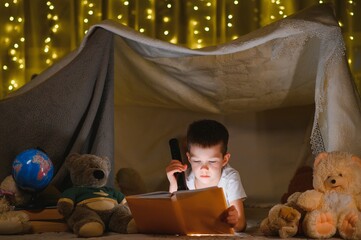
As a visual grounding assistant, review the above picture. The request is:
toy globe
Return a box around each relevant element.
[12,148,54,192]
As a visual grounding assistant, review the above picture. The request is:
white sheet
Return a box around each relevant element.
[110,5,361,204]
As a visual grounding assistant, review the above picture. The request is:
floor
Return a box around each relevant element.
[0,229,344,240]
[0,207,344,239]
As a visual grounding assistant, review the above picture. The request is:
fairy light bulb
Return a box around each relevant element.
[170,37,177,44]
[39,0,66,70]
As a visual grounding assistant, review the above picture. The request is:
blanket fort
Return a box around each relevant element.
[0,4,360,205]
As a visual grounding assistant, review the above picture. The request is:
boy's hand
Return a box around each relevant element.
[166,160,187,192]
[223,205,239,227]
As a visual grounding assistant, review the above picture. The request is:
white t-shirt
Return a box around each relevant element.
[185,164,247,205]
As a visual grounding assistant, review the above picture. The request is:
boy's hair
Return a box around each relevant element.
[186,119,229,155]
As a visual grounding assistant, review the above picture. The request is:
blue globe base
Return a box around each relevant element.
[15,191,57,209]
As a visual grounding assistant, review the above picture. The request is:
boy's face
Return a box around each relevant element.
[186,143,230,188]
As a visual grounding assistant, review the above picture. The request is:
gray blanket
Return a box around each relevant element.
[0,28,114,190]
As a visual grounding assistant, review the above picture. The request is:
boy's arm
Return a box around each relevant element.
[226,199,247,232]
[165,160,187,193]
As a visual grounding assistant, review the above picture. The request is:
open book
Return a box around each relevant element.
[126,186,234,235]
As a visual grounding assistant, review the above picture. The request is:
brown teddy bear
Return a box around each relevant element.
[57,153,136,237]
[0,175,31,234]
[260,192,303,238]
[115,168,147,196]
[296,151,361,239]
[281,165,313,204]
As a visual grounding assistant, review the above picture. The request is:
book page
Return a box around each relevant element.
[174,187,234,235]
[127,191,171,198]
[126,196,186,234]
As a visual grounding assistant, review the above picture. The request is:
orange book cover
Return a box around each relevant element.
[126,186,234,235]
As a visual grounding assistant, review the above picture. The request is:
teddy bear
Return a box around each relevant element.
[57,153,137,237]
[260,192,303,238]
[281,165,314,204]
[0,175,32,234]
[0,175,32,207]
[295,151,361,239]
[115,168,147,196]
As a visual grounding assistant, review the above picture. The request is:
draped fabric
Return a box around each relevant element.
[1,4,360,204]
[0,29,115,190]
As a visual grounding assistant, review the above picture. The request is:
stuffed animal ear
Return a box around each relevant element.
[351,155,361,168]
[65,153,80,168]
[314,152,328,168]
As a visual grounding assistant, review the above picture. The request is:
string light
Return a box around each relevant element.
[342,0,359,92]
[0,1,360,97]
[79,1,102,36]
[1,0,25,95]
[42,0,60,66]
[154,0,179,44]
[108,0,131,26]
[187,0,217,48]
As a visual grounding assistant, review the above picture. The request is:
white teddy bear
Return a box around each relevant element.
[0,175,31,234]
[296,151,361,239]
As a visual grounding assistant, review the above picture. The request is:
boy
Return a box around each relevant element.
[166,119,247,232]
